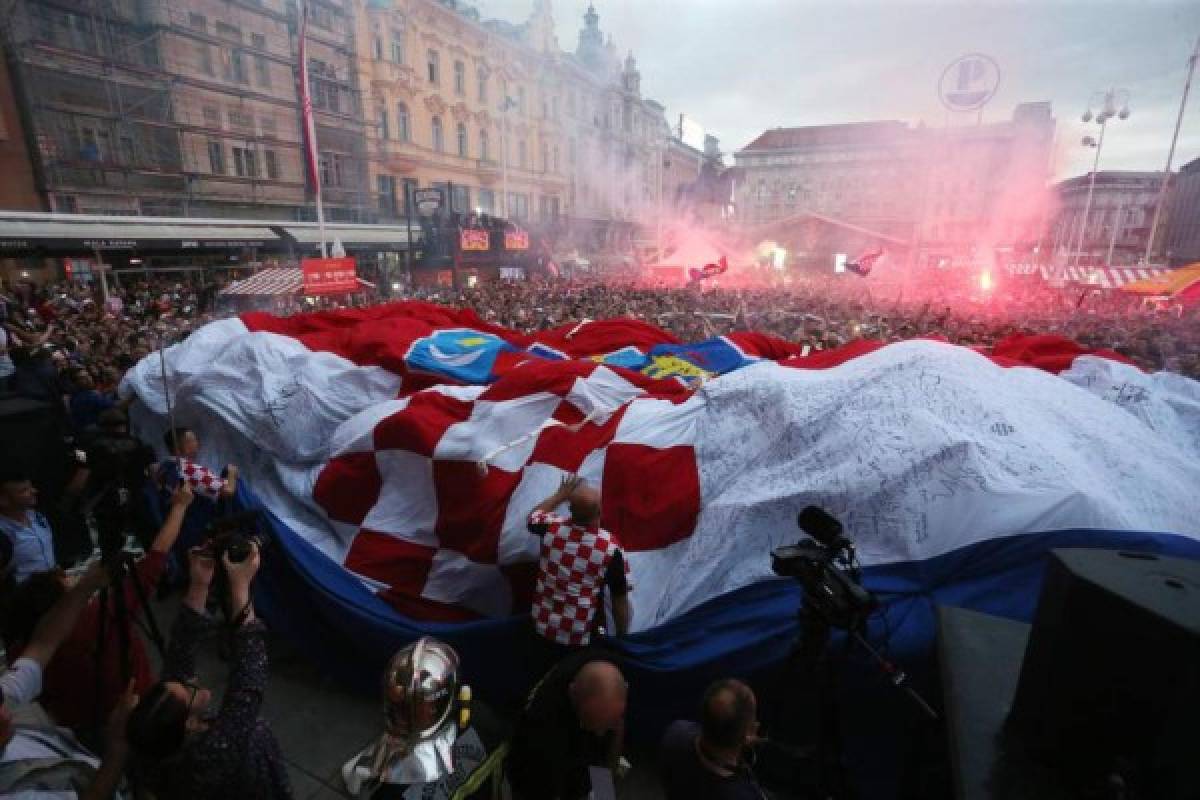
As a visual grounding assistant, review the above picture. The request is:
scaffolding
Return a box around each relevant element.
[0,0,370,220]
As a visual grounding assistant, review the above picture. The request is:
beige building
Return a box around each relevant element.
[353,0,671,248]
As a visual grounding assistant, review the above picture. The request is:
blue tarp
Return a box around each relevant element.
[241,483,1200,798]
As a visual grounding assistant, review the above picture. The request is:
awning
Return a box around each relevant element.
[1039,265,1170,289]
[279,224,417,250]
[220,267,374,296]
[0,211,280,252]
[1119,263,1200,296]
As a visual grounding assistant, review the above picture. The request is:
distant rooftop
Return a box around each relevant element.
[740,120,909,152]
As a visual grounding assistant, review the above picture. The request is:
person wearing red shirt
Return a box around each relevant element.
[2,482,194,736]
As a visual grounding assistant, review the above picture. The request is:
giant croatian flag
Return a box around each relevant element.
[123,302,1200,633]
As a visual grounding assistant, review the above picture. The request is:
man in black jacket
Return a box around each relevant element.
[506,649,627,800]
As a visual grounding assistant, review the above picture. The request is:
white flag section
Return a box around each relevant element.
[124,318,1200,631]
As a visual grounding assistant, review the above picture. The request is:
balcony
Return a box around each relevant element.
[369,60,417,93]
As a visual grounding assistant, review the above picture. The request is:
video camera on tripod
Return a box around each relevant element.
[771,507,877,631]
[79,431,156,556]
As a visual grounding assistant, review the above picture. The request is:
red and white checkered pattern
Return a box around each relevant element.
[314,361,702,622]
[1038,265,1169,288]
[179,458,225,501]
[528,511,625,646]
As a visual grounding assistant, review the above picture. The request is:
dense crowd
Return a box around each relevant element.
[0,265,1196,798]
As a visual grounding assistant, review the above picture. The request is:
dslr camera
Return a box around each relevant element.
[202,511,266,564]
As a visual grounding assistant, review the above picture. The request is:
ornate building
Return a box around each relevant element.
[353,0,672,249]
[1050,171,1164,268]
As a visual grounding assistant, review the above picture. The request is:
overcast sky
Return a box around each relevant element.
[475,0,1200,179]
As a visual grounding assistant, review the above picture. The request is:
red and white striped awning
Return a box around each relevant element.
[221,267,374,296]
[221,267,304,296]
[1038,266,1170,289]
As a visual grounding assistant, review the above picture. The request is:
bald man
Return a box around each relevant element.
[507,649,628,800]
[660,679,766,800]
[526,474,632,660]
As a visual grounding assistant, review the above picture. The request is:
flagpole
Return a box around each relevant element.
[1144,32,1199,266]
[299,0,328,258]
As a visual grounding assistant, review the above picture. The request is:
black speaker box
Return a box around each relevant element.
[1007,548,1200,798]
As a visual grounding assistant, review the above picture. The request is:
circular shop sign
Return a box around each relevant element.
[938,53,1000,112]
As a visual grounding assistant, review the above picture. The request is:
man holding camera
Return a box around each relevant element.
[126,540,291,799]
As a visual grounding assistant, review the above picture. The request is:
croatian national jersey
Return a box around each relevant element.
[528,510,629,647]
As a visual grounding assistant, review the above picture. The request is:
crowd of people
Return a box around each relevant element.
[0,261,1196,798]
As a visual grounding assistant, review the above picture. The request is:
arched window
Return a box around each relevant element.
[431,116,443,152]
[397,103,410,142]
[479,129,489,161]
[456,122,467,158]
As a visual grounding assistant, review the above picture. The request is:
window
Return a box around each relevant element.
[265,149,279,179]
[390,30,404,64]
[542,98,548,118]
[309,4,333,30]
[553,146,559,173]
[378,107,389,140]
[232,146,257,177]
[541,141,548,172]
[431,116,443,152]
[250,33,266,51]
[202,106,220,127]
[226,49,248,83]
[254,54,269,86]
[260,116,276,136]
[198,42,213,75]
[397,103,410,141]
[517,86,525,113]
[478,188,495,214]
[454,60,465,95]
[552,95,558,118]
[373,36,383,60]
[378,174,397,213]
[456,123,467,157]
[207,141,224,173]
[451,185,470,213]
[477,66,487,102]
[319,152,343,187]
[479,129,489,161]
[228,108,253,129]
[568,90,575,116]
[518,139,526,168]
[188,13,207,31]
[427,50,439,84]
[215,22,241,42]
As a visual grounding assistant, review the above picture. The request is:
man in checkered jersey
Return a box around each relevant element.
[527,475,632,661]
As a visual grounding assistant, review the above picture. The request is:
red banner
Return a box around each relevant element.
[302,257,358,295]
[460,229,489,251]
[504,229,530,251]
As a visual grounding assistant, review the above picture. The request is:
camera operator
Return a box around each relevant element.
[0,561,140,799]
[525,475,631,669]
[660,679,767,800]
[506,649,628,800]
[125,541,292,799]
[0,468,58,584]
[1,483,194,735]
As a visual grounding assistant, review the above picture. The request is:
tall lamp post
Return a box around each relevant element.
[1069,89,1131,269]
[1144,33,1199,265]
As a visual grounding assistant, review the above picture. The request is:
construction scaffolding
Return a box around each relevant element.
[0,0,370,220]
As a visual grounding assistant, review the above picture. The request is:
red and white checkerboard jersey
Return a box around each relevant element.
[528,510,627,647]
[178,458,225,501]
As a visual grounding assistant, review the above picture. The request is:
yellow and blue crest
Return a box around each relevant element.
[405,328,517,384]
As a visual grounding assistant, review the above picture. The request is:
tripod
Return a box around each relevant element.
[87,484,169,731]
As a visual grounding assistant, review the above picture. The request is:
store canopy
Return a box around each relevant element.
[1120,263,1200,297]
[278,223,417,250]
[0,211,280,253]
[220,267,373,297]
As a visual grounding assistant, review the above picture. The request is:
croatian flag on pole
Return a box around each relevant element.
[123,302,1200,635]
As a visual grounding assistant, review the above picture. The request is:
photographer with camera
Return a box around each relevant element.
[1,483,194,736]
[125,540,292,799]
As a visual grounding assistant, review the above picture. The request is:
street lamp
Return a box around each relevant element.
[1069,88,1131,269]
